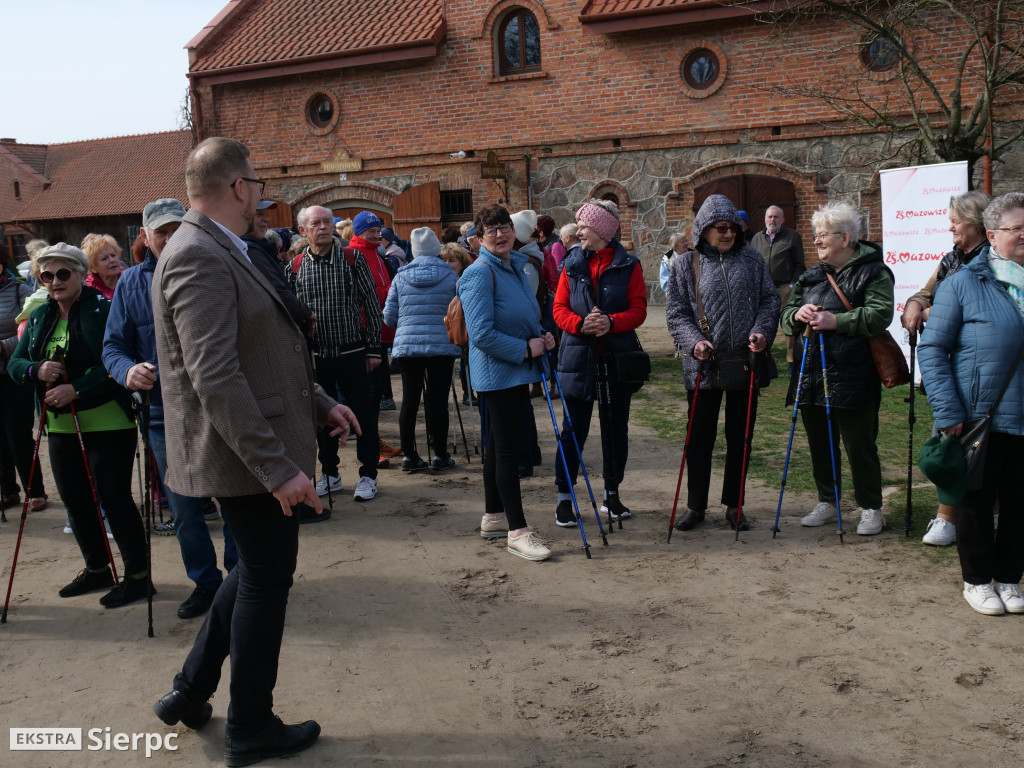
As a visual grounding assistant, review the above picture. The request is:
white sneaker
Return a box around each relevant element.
[64,515,73,535]
[104,518,114,540]
[922,518,956,546]
[964,582,1005,615]
[314,473,343,496]
[801,502,836,527]
[994,582,1024,614]
[353,476,377,502]
[507,530,551,561]
[480,515,509,539]
[856,508,885,535]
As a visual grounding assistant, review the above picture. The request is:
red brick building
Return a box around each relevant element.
[1,132,190,260]
[186,0,1022,295]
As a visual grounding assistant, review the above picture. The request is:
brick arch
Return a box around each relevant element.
[474,0,559,40]
[667,158,825,246]
[291,182,397,216]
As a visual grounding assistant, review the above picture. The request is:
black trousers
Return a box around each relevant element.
[554,386,632,494]
[49,428,146,576]
[175,493,299,737]
[958,431,1024,586]
[685,387,758,512]
[0,374,44,498]
[480,385,530,530]
[315,353,378,480]
[399,356,454,460]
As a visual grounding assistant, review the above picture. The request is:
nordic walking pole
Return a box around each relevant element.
[450,373,470,462]
[817,330,845,543]
[547,350,608,545]
[68,398,120,581]
[734,350,758,542]
[133,392,155,637]
[904,330,917,537]
[595,350,622,530]
[772,327,813,538]
[538,355,592,558]
[2,403,47,623]
[668,358,704,543]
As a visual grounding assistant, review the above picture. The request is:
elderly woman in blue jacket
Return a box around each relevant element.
[458,204,555,562]
[919,191,1024,617]
[383,227,461,472]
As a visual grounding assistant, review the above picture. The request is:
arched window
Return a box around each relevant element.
[498,8,541,76]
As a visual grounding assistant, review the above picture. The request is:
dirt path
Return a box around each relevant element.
[1,306,1019,767]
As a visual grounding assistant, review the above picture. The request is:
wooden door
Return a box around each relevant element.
[267,204,293,230]
[693,175,797,237]
[392,182,442,241]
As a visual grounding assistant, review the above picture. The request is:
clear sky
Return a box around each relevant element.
[1,0,227,144]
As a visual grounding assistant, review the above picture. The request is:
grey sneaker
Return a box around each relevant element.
[315,473,343,496]
[353,476,377,502]
[801,502,837,527]
[507,530,551,561]
[856,508,885,535]
[964,582,1005,615]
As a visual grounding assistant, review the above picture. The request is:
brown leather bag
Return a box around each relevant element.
[825,273,910,388]
[445,265,495,346]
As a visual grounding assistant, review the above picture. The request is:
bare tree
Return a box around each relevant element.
[748,0,1024,186]
[177,87,198,146]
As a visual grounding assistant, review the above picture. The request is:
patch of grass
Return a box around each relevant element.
[635,342,935,509]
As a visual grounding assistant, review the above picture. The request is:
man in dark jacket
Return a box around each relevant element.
[752,206,805,368]
[102,198,238,620]
[243,200,315,331]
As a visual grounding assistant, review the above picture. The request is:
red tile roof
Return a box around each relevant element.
[0,140,48,176]
[580,0,761,28]
[580,0,707,19]
[9,131,191,222]
[188,0,446,75]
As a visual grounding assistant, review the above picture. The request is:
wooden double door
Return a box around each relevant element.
[693,175,798,235]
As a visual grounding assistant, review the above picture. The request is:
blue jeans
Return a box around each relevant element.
[149,427,237,590]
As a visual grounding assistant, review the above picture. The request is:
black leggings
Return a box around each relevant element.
[399,356,454,460]
[0,374,45,498]
[49,427,146,576]
[480,385,530,530]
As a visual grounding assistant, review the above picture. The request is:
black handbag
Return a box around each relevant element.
[609,346,651,385]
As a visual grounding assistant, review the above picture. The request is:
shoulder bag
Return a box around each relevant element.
[825,272,910,388]
[446,265,495,347]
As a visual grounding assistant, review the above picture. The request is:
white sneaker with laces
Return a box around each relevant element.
[964,582,1005,615]
[856,508,885,535]
[801,502,837,527]
[353,476,377,502]
[994,582,1024,614]
[507,530,551,561]
[315,473,343,496]
[922,517,956,546]
[480,515,509,538]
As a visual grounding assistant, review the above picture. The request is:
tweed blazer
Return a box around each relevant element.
[152,208,335,498]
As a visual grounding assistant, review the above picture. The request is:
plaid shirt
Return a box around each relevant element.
[295,240,383,358]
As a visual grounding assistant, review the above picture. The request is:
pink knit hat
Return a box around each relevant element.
[575,201,619,243]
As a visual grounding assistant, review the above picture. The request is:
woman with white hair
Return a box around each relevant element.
[8,243,148,607]
[780,202,895,536]
[551,223,581,272]
[660,232,687,292]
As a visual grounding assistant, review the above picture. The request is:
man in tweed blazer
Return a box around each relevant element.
[150,137,357,766]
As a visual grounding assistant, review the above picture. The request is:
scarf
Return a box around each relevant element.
[988,248,1024,321]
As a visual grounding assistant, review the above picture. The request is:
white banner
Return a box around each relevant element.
[879,161,970,380]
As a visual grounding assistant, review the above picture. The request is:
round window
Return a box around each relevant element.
[682,49,719,90]
[307,93,335,128]
[861,36,899,72]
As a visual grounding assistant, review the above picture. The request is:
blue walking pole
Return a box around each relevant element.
[538,356,597,557]
[545,351,609,545]
[772,327,813,538]
[818,330,845,543]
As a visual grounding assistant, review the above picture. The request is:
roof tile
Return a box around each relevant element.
[11,131,191,222]
[190,0,445,73]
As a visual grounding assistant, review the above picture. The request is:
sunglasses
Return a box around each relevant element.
[39,268,73,284]
[711,224,737,235]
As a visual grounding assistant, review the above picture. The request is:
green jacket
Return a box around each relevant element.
[8,286,134,421]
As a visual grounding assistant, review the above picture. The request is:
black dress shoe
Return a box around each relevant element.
[674,509,705,531]
[224,717,321,767]
[177,585,217,619]
[726,508,750,531]
[153,689,212,730]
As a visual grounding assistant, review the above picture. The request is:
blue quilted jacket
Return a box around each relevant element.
[383,255,460,359]
[919,248,1024,434]
[457,247,543,392]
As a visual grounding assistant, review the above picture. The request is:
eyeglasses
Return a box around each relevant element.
[711,224,736,234]
[39,268,73,284]
[482,223,513,237]
[813,231,843,241]
[996,226,1024,236]
[233,177,266,197]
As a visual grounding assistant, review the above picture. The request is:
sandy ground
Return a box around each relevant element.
[2,305,1022,767]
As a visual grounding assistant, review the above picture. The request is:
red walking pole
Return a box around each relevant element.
[667,362,704,543]
[2,403,48,623]
[68,400,119,583]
